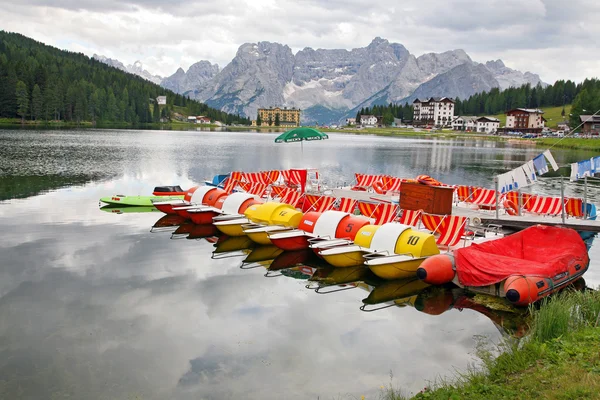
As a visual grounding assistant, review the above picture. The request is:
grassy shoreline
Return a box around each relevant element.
[380,288,600,400]
[3,120,599,151]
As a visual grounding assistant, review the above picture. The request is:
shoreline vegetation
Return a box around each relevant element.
[378,288,600,400]
[2,119,599,151]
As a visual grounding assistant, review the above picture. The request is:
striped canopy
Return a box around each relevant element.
[274,127,329,143]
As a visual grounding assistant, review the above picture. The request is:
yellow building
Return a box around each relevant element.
[257,107,301,127]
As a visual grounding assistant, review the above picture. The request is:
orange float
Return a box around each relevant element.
[373,180,385,194]
[416,254,456,285]
[503,199,518,216]
[416,175,442,186]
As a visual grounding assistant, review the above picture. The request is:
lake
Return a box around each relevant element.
[1,128,599,400]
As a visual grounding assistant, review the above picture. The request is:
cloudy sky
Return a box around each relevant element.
[2,0,599,82]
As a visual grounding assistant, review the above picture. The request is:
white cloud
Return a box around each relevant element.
[1,0,599,81]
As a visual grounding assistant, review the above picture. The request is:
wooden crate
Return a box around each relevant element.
[399,182,454,215]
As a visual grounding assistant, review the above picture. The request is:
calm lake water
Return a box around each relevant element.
[1,128,599,399]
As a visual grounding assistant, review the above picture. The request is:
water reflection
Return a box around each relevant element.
[2,129,600,400]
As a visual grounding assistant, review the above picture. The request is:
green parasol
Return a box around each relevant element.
[274,127,329,153]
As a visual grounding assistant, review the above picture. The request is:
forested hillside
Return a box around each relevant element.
[357,79,600,130]
[0,31,249,125]
[454,79,600,128]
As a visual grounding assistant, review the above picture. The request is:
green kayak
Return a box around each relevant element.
[99,194,184,207]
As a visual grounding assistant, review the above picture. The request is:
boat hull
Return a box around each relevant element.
[320,249,366,268]
[246,230,273,245]
[270,234,311,251]
[100,195,183,207]
[189,210,219,225]
[176,208,192,219]
[214,219,249,237]
[368,258,427,280]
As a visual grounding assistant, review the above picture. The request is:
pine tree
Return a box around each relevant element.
[153,101,160,123]
[275,113,280,126]
[256,113,262,126]
[15,80,29,122]
[31,84,43,121]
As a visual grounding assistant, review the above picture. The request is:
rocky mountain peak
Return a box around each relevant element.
[131,60,143,71]
[160,37,546,124]
[368,37,389,47]
[93,54,127,71]
[161,61,220,95]
[485,59,506,72]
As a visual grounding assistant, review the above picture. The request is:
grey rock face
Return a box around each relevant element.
[93,54,127,72]
[285,37,411,110]
[169,38,545,123]
[196,41,295,118]
[161,61,220,94]
[485,59,545,89]
[401,63,499,104]
[93,55,162,84]
[128,60,163,85]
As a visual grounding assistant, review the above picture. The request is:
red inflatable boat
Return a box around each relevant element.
[417,225,589,306]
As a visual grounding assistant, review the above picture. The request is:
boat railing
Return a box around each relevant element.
[304,283,358,294]
[359,302,400,313]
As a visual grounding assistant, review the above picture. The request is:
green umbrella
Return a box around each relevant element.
[274,127,329,153]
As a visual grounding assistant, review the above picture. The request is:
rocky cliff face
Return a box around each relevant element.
[93,54,127,72]
[400,63,500,103]
[158,38,546,123]
[161,61,220,95]
[484,59,544,90]
[93,55,162,85]
[195,42,295,117]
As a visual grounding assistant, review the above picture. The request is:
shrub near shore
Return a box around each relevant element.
[380,288,600,400]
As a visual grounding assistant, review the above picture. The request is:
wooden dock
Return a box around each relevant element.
[453,206,600,233]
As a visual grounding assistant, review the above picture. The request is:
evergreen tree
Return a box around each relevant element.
[15,80,29,122]
[256,113,262,126]
[0,66,18,117]
[0,31,247,125]
[153,101,160,123]
[31,84,43,121]
[275,113,280,126]
[382,110,394,126]
[268,116,273,126]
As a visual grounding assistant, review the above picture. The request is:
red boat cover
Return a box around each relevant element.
[455,225,589,287]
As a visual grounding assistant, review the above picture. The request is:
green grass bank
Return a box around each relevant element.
[379,288,600,400]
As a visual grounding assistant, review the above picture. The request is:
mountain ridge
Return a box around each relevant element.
[96,38,545,124]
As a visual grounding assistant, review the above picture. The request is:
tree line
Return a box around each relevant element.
[454,79,600,129]
[0,31,250,125]
[453,80,578,116]
[354,103,413,125]
[353,78,600,129]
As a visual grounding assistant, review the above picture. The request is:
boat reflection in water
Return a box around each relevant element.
[142,215,591,339]
[362,279,533,338]
[212,235,255,259]
[100,205,160,214]
[150,214,189,232]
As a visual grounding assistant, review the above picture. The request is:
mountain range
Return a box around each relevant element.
[95,38,544,124]
[92,54,163,85]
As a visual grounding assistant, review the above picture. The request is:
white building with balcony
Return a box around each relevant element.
[413,97,455,127]
[475,116,500,133]
[360,115,378,127]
